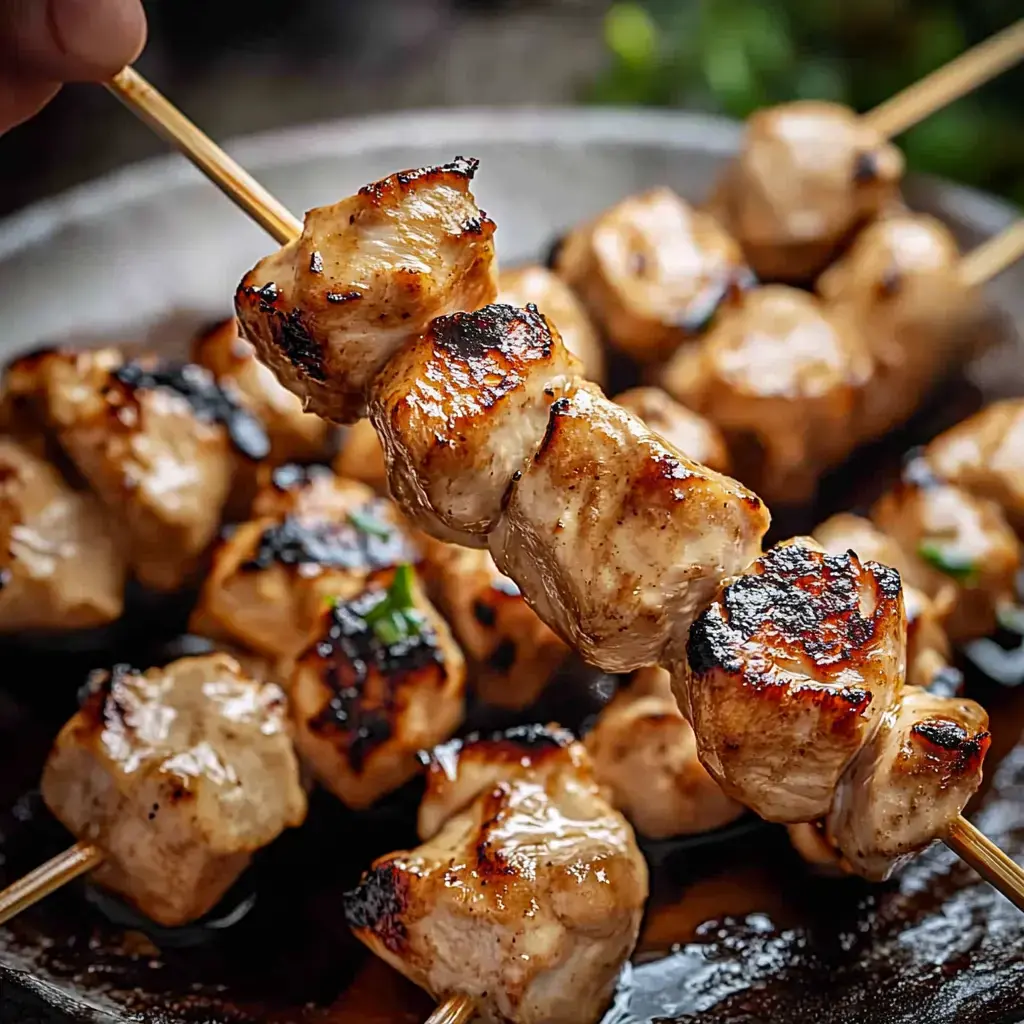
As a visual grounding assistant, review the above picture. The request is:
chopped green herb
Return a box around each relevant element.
[323,594,340,610]
[348,507,392,539]
[917,540,977,582]
[364,564,425,645]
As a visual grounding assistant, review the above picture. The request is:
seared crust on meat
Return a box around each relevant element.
[235,158,497,423]
[371,303,580,546]
[682,538,906,822]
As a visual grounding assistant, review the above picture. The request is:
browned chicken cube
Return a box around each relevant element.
[926,399,1024,532]
[235,158,497,423]
[614,386,731,474]
[346,728,647,1024]
[0,437,126,631]
[555,187,751,362]
[498,264,606,384]
[40,654,306,926]
[371,303,580,547]
[418,539,569,709]
[6,348,267,591]
[289,564,466,809]
[191,466,418,662]
[681,538,906,823]
[585,667,743,839]
[708,101,903,281]
[661,285,871,504]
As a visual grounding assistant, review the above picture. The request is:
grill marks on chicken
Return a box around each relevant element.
[236,158,497,423]
[40,654,306,926]
[345,726,647,1024]
[683,538,905,822]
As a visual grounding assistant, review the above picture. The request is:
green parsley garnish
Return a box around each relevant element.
[348,507,392,540]
[363,564,425,645]
[917,539,977,582]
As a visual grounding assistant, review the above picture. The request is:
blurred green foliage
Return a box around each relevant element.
[591,1,1024,205]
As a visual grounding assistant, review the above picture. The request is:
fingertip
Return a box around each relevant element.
[0,74,60,136]
[50,0,148,77]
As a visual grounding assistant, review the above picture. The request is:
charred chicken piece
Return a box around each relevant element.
[498,264,605,384]
[555,187,751,362]
[926,399,1024,533]
[418,539,569,709]
[661,285,871,504]
[5,348,268,592]
[40,654,306,927]
[346,729,647,1024]
[290,564,466,809]
[235,158,497,423]
[827,686,989,880]
[0,437,126,631]
[614,386,731,475]
[872,459,1021,642]
[708,101,903,282]
[491,379,769,673]
[192,467,418,662]
[585,667,743,839]
[371,303,580,547]
[681,538,906,822]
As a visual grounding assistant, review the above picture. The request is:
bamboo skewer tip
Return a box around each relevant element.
[426,994,476,1024]
[0,840,104,928]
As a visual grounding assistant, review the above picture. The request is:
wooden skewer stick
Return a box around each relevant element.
[0,840,104,927]
[945,816,1024,912]
[863,18,1024,139]
[960,220,1024,289]
[425,993,476,1024]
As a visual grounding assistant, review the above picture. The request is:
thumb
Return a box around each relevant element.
[1,0,148,81]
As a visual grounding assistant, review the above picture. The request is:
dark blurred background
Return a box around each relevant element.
[1,0,1022,219]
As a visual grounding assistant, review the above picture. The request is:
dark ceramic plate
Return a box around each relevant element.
[1,108,1023,1024]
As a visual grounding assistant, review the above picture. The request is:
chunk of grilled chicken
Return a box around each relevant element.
[289,565,466,809]
[334,418,389,493]
[41,654,306,926]
[614,386,731,475]
[707,101,903,282]
[871,460,1021,642]
[5,349,264,591]
[418,539,569,709]
[0,437,126,631]
[192,318,332,464]
[585,667,743,839]
[235,158,498,423]
[371,303,580,547]
[817,213,974,440]
[813,513,954,692]
[491,379,769,673]
[926,399,1024,533]
[346,734,647,1024]
[827,686,989,880]
[555,187,751,362]
[660,285,871,504]
[681,538,906,822]
[191,466,418,662]
[498,264,605,384]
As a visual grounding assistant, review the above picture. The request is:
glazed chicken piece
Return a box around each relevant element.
[926,399,1024,532]
[585,667,743,839]
[5,348,268,591]
[418,539,569,709]
[235,158,498,423]
[41,654,306,926]
[191,465,419,662]
[371,303,580,548]
[289,564,466,809]
[555,187,751,362]
[0,437,126,631]
[707,101,904,281]
[681,538,906,822]
[491,379,769,673]
[334,418,389,493]
[872,458,1021,642]
[346,728,648,1024]
[660,285,871,504]
[817,213,975,440]
[828,686,989,880]
[614,386,731,474]
[498,264,605,384]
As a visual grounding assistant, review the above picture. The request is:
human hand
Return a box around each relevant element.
[0,0,147,133]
